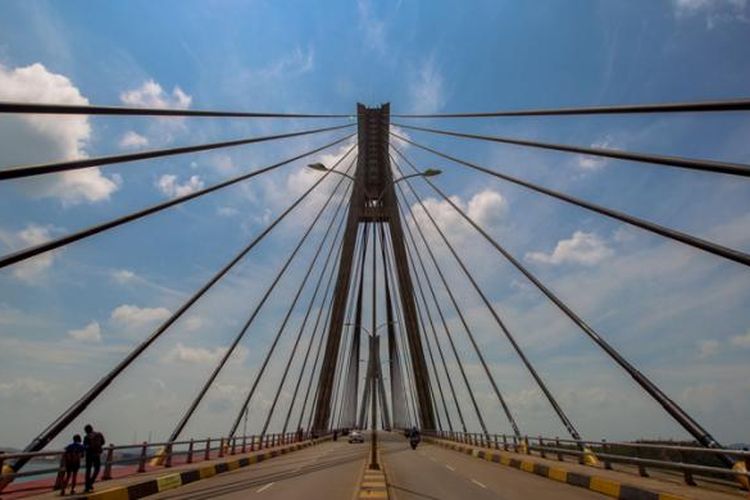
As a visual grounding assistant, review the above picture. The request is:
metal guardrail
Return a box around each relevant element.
[425,431,750,489]
[0,431,316,492]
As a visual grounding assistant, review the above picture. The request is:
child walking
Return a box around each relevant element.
[59,434,84,496]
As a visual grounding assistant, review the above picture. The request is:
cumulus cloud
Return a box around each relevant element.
[156,174,205,198]
[410,189,508,240]
[697,339,719,358]
[208,153,235,174]
[217,206,240,217]
[112,269,136,284]
[163,343,224,364]
[162,343,247,365]
[120,79,192,109]
[730,330,750,348]
[672,0,748,27]
[0,224,58,283]
[577,136,614,171]
[526,231,614,266]
[0,63,119,204]
[118,130,149,150]
[111,304,171,329]
[0,377,54,401]
[408,55,445,114]
[257,140,357,215]
[183,316,203,332]
[68,321,102,342]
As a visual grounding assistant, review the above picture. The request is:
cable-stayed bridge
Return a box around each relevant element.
[0,99,749,499]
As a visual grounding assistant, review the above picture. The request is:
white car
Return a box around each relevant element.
[348,430,364,443]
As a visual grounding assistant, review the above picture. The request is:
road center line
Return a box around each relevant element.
[445,464,455,471]
[471,479,487,489]
[256,482,275,493]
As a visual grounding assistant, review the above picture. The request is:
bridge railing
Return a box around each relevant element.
[425,431,750,489]
[0,431,316,491]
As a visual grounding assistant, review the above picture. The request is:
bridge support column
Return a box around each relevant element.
[312,104,435,432]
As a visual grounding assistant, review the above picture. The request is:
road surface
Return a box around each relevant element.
[150,437,367,500]
[380,432,606,499]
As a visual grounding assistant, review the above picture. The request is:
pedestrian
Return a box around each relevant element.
[59,434,84,496]
[83,424,106,493]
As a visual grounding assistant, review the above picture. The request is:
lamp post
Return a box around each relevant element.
[346,321,396,470]
[307,162,441,195]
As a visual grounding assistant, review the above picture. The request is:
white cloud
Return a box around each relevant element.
[217,206,240,217]
[162,343,247,365]
[410,189,508,240]
[697,339,719,359]
[208,153,235,174]
[120,79,192,109]
[526,231,614,266]
[0,377,54,401]
[112,269,136,284]
[577,136,614,171]
[358,0,387,54]
[119,79,193,143]
[257,140,357,216]
[257,46,314,80]
[118,130,149,150]
[163,343,223,364]
[0,224,57,283]
[730,330,750,348]
[68,321,102,342]
[183,316,203,332]
[111,304,171,329]
[408,55,445,114]
[673,0,748,27]
[156,174,205,198]
[0,63,119,205]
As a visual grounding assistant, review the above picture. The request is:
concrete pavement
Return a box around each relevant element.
[380,432,606,499]
[148,438,367,500]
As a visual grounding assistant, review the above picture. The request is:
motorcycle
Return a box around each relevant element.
[409,434,421,450]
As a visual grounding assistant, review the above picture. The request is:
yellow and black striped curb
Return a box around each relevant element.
[425,437,687,500]
[356,455,388,499]
[86,437,330,500]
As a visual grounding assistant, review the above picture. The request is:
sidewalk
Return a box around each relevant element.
[5,437,329,500]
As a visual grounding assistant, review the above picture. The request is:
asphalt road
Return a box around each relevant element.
[149,438,367,500]
[380,433,607,499]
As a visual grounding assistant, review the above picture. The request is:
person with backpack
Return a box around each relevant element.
[59,434,84,496]
[83,424,105,493]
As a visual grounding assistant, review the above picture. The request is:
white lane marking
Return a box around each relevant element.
[256,482,275,493]
[471,479,487,489]
[445,465,455,471]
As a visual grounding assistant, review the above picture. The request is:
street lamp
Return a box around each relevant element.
[345,321,396,337]
[306,162,356,181]
[376,169,442,201]
[306,163,441,193]
[344,321,397,469]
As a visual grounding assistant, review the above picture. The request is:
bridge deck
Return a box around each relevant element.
[19,438,341,500]
[421,435,745,500]
[380,433,605,499]
[146,439,366,500]
[15,433,747,499]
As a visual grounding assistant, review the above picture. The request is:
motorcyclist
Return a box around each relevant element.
[408,427,421,449]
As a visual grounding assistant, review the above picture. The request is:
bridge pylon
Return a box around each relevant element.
[312,103,436,432]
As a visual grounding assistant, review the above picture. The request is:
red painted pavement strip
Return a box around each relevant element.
[1,442,318,499]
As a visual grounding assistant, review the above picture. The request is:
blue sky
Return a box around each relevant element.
[0,0,749,449]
